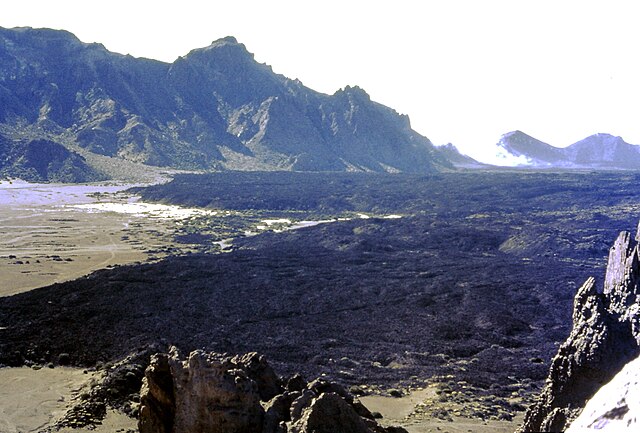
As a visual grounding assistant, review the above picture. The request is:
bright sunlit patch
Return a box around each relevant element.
[287,220,334,230]
[70,202,217,220]
[0,180,130,206]
[477,146,534,167]
[261,219,292,226]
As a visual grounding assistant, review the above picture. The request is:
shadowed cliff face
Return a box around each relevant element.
[519,228,640,433]
[0,27,451,177]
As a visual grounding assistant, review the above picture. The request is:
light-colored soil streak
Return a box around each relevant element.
[0,181,200,297]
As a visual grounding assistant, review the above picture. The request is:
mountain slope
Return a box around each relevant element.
[564,133,640,169]
[495,131,640,169]
[0,135,104,182]
[496,131,564,166]
[0,27,452,178]
[435,143,490,169]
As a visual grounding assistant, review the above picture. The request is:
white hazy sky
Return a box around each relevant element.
[2,0,640,161]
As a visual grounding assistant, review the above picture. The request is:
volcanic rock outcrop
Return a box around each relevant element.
[139,347,407,433]
[565,353,640,432]
[518,228,640,432]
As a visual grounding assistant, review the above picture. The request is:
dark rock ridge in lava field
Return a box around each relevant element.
[519,226,640,432]
[0,215,568,387]
[0,26,454,180]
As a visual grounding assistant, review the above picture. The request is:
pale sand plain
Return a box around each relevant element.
[0,180,212,297]
[362,388,524,433]
[0,367,136,433]
[0,366,91,433]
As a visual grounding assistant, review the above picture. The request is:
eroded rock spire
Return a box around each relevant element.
[518,229,640,432]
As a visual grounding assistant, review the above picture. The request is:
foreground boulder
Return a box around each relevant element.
[565,354,640,432]
[139,347,407,433]
[519,230,640,432]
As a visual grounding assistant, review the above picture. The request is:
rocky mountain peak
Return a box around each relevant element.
[335,85,371,100]
[435,143,489,169]
[3,26,79,43]
[0,26,108,58]
[498,131,541,149]
[0,26,452,178]
[184,35,256,65]
[519,227,640,432]
[500,130,527,139]
[492,130,640,169]
[498,130,545,145]
[566,133,640,167]
[497,130,562,165]
[570,133,630,150]
[583,132,624,143]
[216,35,239,44]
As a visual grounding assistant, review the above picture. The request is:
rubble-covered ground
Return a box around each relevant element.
[2,171,640,428]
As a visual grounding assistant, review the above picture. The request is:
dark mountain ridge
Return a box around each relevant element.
[0,27,452,179]
[497,130,640,169]
[497,131,564,165]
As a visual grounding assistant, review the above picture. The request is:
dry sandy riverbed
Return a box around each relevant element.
[0,180,216,297]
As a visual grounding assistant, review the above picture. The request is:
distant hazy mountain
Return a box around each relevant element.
[0,27,454,181]
[497,131,564,166]
[564,133,640,169]
[496,131,640,169]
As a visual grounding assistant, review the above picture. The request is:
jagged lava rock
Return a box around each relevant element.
[518,229,640,432]
[139,347,407,433]
[139,347,268,433]
[289,392,372,433]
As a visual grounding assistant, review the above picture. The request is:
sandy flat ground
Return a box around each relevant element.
[0,209,149,297]
[0,367,136,433]
[0,180,207,297]
[362,388,524,433]
[0,367,85,432]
